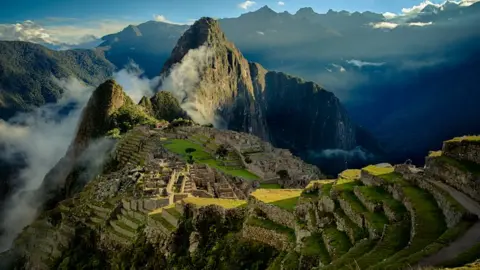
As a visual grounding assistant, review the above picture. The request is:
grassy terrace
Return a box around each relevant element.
[434,155,480,176]
[362,165,394,176]
[322,239,376,270]
[251,189,302,212]
[360,168,448,269]
[149,212,176,231]
[182,197,247,209]
[113,220,137,233]
[356,185,407,216]
[441,241,480,268]
[164,205,182,219]
[301,233,331,265]
[338,169,361,180]
[163,139,260,180]
[446,135,480,142]
[341,190,389,232]
[322,226,352,260]
[247,216,295,242]
[333,208,368,242]
[391,220,476,269]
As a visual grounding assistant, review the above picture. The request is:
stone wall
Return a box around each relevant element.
[249,197,296,229]
[426,156,480,204]
[443,140,480,165]
[242,225,292,250]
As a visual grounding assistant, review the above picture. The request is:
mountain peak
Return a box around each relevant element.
[295,7,316,15]
[257,5,275,13]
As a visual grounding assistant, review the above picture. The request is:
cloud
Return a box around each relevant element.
[0,19,138,47]
[383,12,397,19]
[307,146,374,161]
[346,59,386,68]
[0,77,94,251]
[278,1,285,6]
[408,21,434,26]
[401,1,439,16]
[238,0,256,9]
[256,31,265,35]
[153,14,191,25]
[160,45,224,127]
[332,63,346,72]
[113,61,160,103]
[369,22,399,29]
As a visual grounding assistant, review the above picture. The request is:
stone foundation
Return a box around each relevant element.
[249,197,296,229]
[242,225,292,250]
[443,140,480,165]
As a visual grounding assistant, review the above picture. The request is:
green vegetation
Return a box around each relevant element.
[149,213,176,231]
[362,165,394,176]
[435,155,480,176]
[322,239,376,270]
[391,220,476,269]
[163,139,260,180]
[322,227,352,259]
[341,190,389,232]
[441,242,480,268]
[300,233,331,266]
[150,91,187,122]
[106,128,121,139]
[110,103,159,133]
[247,216,295,242]
[356,186,407,215]
[447,135,480,142]
[164,206,183,219]
[333,208,368,242]
[338,169,361,180]
[429,150,443,157]
[251,189,302,212]
[353,221,410,269]
[281,251,300,270]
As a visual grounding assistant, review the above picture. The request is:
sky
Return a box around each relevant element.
[0,0,478,45]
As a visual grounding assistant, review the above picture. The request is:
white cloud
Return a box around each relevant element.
[256,31,265,35]
[278,1,285,6]
[238,0,256,9]
[114,61,160,103]
[408,21,434,26]
[370,22,399,29]
[458,0,480,6]
[0,77,94,251]
[153,14,190,25]
[401,1,439,16]
[0,19,138,47]
[346,59,386,68]
[332,64,346,72]
[382,12,397,19]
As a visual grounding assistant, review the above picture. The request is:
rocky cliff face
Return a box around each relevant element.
[159,18,379,171]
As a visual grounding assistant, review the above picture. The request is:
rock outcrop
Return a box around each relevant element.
[158,17,381,170]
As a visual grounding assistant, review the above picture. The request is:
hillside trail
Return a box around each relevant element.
[417,179,480,267]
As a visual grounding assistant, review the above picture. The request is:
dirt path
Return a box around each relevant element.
[418,179,480,266]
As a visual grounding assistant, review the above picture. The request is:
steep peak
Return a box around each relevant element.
[69,79,127,157]
[256,5,276,14]
[295,7,316,16]
[159,17,232,75]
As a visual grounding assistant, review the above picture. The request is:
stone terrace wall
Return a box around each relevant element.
[426,156,480,204]
[395,165,465,228]
[443,140,480,165]
[242,225,292,250]
[249,197,296,229]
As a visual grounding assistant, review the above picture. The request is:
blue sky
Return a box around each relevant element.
[0,0,449,24]
[0,0,474,45]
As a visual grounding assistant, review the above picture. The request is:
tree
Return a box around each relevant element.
[187,155,194,164]
[185,148,197,154]
[215,144,229,159]
[244,156,252,164]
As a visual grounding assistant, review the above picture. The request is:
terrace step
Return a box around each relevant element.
[109,220,137,239]
[321,226,352,260]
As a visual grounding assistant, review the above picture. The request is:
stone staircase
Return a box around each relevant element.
[215,182,238,199]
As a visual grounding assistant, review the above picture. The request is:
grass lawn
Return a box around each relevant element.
[429,150,443,157]
[163,139,260,180]
[338,169,361,180]
[164,205,182,219]
[362,165,394,176]
[259,183,282,189]
[183,197,247,209]
[251,189,302,212]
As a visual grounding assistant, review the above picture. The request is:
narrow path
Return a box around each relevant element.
[418,179,480,266]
